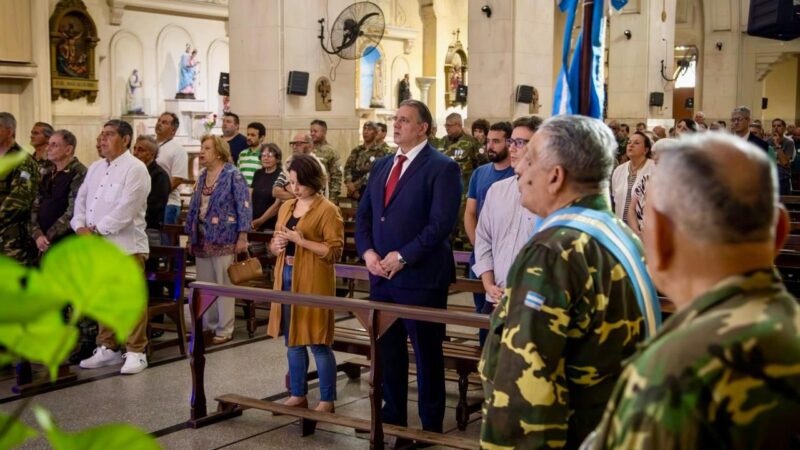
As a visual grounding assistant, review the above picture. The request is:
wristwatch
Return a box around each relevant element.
[397,253,407,265]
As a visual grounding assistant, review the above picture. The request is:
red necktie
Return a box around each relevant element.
[384,155,407,207]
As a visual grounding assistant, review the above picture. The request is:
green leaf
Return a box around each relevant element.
[0,151,26,177]
[0,412,38,449]
[0,256,68,323]
[38,235,147,343]
[35,406,161,450]
[0,311,78,379]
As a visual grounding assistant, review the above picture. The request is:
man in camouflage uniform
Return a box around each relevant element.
[0,112,40,265]
[480,115,653,449]
[344,121,391,200]
[441,112,486,250]
[310,119,343,200]
[586,133,800,450]
[30,122,54,175]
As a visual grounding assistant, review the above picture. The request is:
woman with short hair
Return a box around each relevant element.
[185,135,252,345]
[268,153,344,413]
[251,143,284,231]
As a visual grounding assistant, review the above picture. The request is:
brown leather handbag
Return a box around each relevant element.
[227,252,263,285]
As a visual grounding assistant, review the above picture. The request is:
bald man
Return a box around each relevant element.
[588,133,800,449]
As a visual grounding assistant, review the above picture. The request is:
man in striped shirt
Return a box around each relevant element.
[238,122,265,186]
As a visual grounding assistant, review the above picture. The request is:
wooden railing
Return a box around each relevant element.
[187,281,488,449]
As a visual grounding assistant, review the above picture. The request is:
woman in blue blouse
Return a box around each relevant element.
[185,135,252,344]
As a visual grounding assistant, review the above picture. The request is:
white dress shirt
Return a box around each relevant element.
[386,139,427,183]
[71,151,151,255]
[156,138,188,207]
[472,176,538,287]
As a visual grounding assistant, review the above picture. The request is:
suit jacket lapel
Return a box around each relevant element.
[384,145,432,209]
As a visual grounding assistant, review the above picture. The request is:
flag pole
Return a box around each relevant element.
[579,0,595,115]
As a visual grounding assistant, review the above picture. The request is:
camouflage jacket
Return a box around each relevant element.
[0,143,40,263]
[588,269,800,450]
[314,142,343,200]
[344,142,391,190]
[441,133,487,193]
[31,157,87,244]
[480,194,647,450]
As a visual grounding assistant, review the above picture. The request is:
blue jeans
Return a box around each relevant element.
[281,264,337,401]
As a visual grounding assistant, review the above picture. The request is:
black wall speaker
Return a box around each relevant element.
[287,71,309,96]
[217,72,230,96]
[455,85,468,103]
[516,85,534,103]
[762,97,769,110]
[747,0,800,41]
[649,92,664,107]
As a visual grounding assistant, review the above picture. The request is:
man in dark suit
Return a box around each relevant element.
[731,106,769,152]
[355,100,462,434]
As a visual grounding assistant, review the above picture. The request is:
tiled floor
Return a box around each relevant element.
[0,292,483,449]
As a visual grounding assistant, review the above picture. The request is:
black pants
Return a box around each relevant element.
[370,282,448,433]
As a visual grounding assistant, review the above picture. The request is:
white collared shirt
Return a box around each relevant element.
[71,151,151,255]
[386,139,427,184]
[156,138,188,207]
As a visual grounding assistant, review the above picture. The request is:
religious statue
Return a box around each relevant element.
[369,57,385,108]
[176,44,200,99]
[126,69,144,114]
[397,73,411,107]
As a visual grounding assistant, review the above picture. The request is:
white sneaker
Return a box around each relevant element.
[79,346,123,369]
[120,352,148,375]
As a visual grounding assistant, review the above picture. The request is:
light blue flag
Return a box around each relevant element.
[553,0,629,118]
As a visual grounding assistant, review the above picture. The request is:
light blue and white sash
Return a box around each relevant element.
[535,206,661,337]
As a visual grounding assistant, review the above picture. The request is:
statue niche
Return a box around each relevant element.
[49,0,100,102]
[444,29,467,107]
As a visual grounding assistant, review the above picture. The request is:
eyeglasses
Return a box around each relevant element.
[730,117,746,122]
[506,138,530,148]
[289,141,308,146]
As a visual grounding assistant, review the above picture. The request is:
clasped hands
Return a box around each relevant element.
[270,224,304,254]
[363,249,404,279]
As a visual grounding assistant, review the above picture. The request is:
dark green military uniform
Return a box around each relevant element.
[588,269,800,450]
[440,132,485,250]
[30,157,87,246]
[314,142,343,201]
[480,195,647,450]
[0,143,40,264]
[344,142,391,198]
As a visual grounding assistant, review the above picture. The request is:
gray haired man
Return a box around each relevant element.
[480,115,659,449]
[588,132,800,449]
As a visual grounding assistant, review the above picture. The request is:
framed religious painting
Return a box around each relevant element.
[49,0,100,102]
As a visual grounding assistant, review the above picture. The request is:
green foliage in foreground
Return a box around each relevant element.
[0,151,160,450]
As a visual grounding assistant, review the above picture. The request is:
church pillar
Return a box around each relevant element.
[607,0,677,126]
[467,0,554,124]
[228,0,360,162]
[419,1,438,115]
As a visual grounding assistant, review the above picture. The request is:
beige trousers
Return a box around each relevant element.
[97,253,148,353]
[195,253,236,338]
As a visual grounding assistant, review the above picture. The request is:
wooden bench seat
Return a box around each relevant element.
[215,393,478,449]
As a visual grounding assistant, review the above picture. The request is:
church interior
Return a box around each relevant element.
[1,0,800,449]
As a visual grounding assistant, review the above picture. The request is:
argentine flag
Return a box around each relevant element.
[552,0,628,118]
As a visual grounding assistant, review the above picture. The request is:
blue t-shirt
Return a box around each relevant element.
[467,164,515,217]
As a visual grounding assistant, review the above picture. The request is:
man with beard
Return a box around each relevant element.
[30,122,54,172]
[464,121,515,344]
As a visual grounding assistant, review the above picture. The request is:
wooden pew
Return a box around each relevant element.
[187,282,487,449]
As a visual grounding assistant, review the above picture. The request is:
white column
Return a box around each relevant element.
[467,0,554,123]
[607,0,677,125]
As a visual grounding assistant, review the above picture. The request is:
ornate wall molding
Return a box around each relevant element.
[106,0,229,25]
